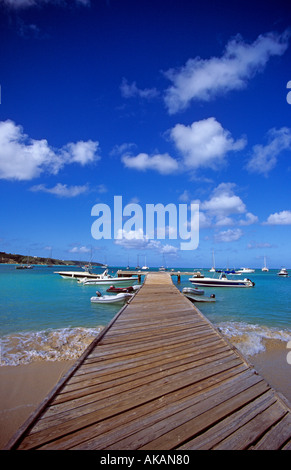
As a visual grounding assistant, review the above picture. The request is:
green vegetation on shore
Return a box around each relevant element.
[0,251,104,267]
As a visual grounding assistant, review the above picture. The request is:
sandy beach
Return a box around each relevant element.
[0,360,74,449]
[1,337,290,450]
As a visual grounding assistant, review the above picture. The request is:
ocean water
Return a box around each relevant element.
[0,265,290,365]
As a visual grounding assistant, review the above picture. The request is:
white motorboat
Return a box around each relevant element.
[189,273,255,287]
[55,265,107,280]
[235,267,255,274]
[90,292,133,304]
[277,268,288,277]
[182,287,204,296]
[79,273,139,286]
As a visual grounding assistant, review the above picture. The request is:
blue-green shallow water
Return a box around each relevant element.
[0,265,290,365]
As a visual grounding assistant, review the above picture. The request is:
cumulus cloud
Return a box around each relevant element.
[120,78,159,100]
[114,228,178,254]
[215,228,243,243]
[197,183,258,230]
[263,210,291,225]
[122,152,179,175]
[68,245,91,254]
[62,140,100,166]
[239,212,259,226]
[164,30,290,113]
[201,183,246,220]
[170,118,246,170]
[29,183,89,197]
[246,127,291,176]
[0,120,100,181]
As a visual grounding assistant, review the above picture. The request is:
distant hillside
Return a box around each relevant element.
[0,251,104,267]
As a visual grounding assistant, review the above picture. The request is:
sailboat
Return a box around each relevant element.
[16,253,34,269]
[209,251,216,272]
[135,255,141,270]
[262,256,269,272]
[142,256,149,270]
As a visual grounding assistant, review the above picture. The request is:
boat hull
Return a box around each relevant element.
[182,287,204,296]
[82,277,138,286]
[55,271,101,279]
[90,293,132,304]
[189,277,254,287]
[184,293,216,302]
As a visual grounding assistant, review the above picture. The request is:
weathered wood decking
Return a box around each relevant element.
[6,272,291,450]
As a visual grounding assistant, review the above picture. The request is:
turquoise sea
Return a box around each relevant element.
[1,264,291,365]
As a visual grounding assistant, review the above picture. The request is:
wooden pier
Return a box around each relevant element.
[117,269,203,283]
[6,272,291,450]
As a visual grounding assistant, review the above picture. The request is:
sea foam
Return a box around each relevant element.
[0,326,103,366]
[217,321,291,357]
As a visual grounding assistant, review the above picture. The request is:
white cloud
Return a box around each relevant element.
[114,229,178,254]
[215,228,243,243]
[170,118,246,170]
[30,183,89,197]
[122,152,179,175]
[120,78,159,100]
[246,127,291,176]
[197,183,258,229]
[62,140,100,166]
[69,245,91,254]
[199,211,212,229]
[247,242,272,249]
[239,212,259,226]
[0,120,100,181]
[263,210,291,225]
[201,183,246,219]
[164,30,290,113]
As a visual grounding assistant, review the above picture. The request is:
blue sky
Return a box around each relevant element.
[0,0,291,268]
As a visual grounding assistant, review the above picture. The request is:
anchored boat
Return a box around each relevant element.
[90,291,133,304]
[79,274,138,286]
[182,287,204,296]
[189,273,255,287]
[277,268,288,277]
[55,265,107,280]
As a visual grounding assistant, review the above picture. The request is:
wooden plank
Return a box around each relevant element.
[250,412,291,450]
[178,391,277,450]
[6,271,291,451]
[24,364,250,451]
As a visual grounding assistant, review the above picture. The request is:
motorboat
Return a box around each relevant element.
[184,293,216,303]
[107,285,141,293]
[79,272,139,286]
[277,268,288,277]
[182,287,204,296]
[191,271,204,278]
[189,273,255,287]
[235,267,255,274]
[16,264,33,269]
[90,291,133,304]
[55,265,107,280]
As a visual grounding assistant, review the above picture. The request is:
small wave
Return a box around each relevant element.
[0,326,103,366]
[217,321,291,356]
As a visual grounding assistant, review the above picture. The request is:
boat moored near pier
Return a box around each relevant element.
[189,273,255,287]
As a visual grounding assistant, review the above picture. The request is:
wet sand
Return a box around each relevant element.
[0,360,74,449]
[0,339,290,450]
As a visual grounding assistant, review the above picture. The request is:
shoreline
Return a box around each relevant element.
[1,337,291,449]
